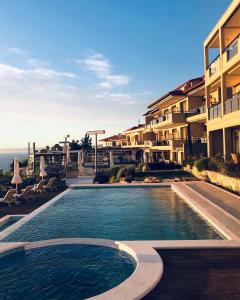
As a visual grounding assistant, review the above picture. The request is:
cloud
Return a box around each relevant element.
[0,59,147,147]
[0,63,76,80]
[26,58,50,68]
[5,47,28,56]
[76,52,131,89]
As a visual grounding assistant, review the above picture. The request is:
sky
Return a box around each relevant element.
[0,0,231,149]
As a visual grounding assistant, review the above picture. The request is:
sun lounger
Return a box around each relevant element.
[15,185,35,202]
[43,177,57,192]
[31,180,46,194]
[0,189,19,207]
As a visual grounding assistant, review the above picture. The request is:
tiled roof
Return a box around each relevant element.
[124,124,145,132]
[99,134,123,142]
[148,76,205,109]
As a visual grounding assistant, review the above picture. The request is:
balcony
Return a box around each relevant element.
[207,56,220,78]
[152,140,170,146]
[208,103,222,120]
[225,34,240,62]
[150,112,186,128]
[187,105,206,117]
[224,92,240,114]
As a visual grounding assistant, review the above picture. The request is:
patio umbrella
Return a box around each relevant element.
[11,158,22,192]
[62,156,66,166]
[78,151,83,167]
[109,151,114,168]
[66,145,71,165]
[131,150,136,161]
[39,156,47,180]
[143,151,148,163]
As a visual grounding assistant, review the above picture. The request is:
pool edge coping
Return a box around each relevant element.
[0,189,71,241]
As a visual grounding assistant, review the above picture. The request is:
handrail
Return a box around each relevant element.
[223,32,240,53]
[207,54,220,69]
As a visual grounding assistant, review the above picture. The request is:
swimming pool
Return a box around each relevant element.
[2,187,221,242]
[0,244,136,300]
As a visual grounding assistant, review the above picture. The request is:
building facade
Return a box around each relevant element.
[104,1,240,165]
[141,77,207,164]
[204,0,240,159]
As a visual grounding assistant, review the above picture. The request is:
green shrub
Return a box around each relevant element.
[194,157,209,172]
[109,166,122,177]
[208,154,224,172]
[94,170,110,184]
[109,176,116,184]
[116,166,136,182]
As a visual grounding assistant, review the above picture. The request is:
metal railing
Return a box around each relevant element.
[225,34,240,62]
[224,92,240,114]
[187,105,206,117]
[207,55,220,77]
[208,103,222,119]
[152,140,170,146]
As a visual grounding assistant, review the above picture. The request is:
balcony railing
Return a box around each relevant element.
[225,34,240,62]
[150,111,186,127]
[224,92,240,114]
[207,55,220,77]
[187,105,206,117]
[150,113,171,126]
[151,140,170,146]
[208,103,222,120]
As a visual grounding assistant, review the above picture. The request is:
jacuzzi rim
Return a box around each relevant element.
[2,238,163,300]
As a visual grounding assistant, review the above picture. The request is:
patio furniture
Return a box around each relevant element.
[0,189,19,207]
[15,185,35,202]
[31,180,46,194]
[43,177,58,192]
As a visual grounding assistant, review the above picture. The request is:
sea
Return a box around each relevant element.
[0,152,28,172]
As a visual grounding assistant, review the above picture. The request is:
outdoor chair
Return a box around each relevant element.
[43,177,58,192]
[31,180,46,194]
[0,189,19,207]
[15,185,35,202]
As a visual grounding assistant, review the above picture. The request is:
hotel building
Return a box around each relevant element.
[204,0,240,159]
[105,0,240,165]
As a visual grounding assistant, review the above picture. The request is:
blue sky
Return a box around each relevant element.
[0,0,231,148]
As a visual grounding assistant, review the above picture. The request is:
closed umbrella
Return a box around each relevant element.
[78,151,83,167]
[62,143,68,167]
[143,151,148,163]
[109,151,114,168]
[11,158,22,192]
[40,156,47,180]
[66,145,71,165]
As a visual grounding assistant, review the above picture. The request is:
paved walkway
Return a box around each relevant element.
[172,182,240,240]
[186,181,240,220]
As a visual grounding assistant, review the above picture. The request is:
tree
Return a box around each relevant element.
[69,139,81,150]
[51,144,63,151]
[80,134,92,149]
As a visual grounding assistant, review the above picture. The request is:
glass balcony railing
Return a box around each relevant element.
[187,105,206,117]
[207,56,220,77]
[224,92,240,114]
[225,35,239,62]
[152,140,170,146]
[208,103,222,120]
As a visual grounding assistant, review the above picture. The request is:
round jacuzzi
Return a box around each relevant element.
[0,240,136,300]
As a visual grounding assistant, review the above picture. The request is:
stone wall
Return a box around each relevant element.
[184,166,240,193]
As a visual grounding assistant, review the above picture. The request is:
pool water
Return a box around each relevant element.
[3,188,221,242]
[0,216,23,232]
[0,244,136,300]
